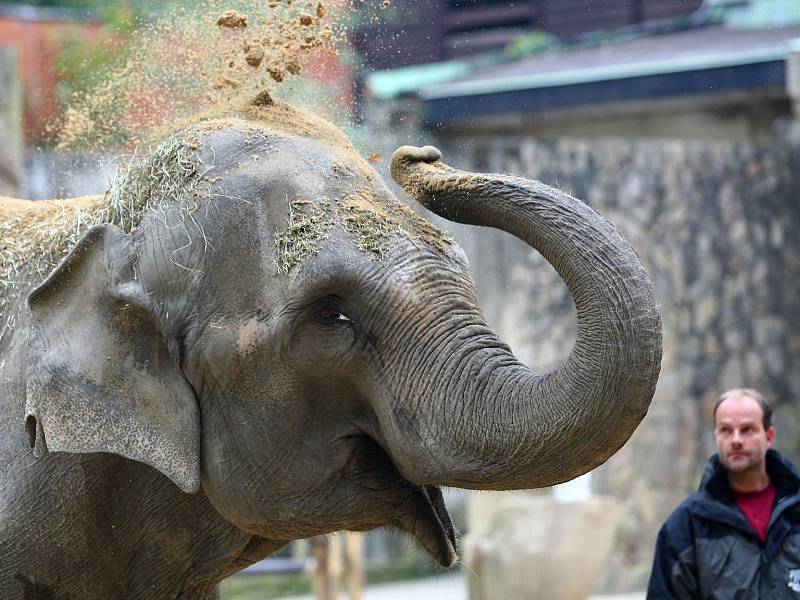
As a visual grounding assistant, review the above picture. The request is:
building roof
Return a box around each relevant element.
[421,23,800,100]
[364,1,800,126]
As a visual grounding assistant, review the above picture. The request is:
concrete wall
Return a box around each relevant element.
[434,91,793,144]
[0,47,23,196]
[427,132,800,591]
[21,148,115,200]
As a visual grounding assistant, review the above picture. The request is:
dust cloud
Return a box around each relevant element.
[54,0,350,150]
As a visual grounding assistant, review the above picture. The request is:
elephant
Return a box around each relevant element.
[0,93,662,599]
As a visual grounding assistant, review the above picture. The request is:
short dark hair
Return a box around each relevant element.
[713,388,772,430]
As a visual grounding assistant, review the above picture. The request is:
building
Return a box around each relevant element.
[363,0,800,142]
[354,0,703,68]
[0,5,102,143]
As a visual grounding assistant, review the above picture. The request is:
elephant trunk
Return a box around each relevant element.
[389,146,662,490]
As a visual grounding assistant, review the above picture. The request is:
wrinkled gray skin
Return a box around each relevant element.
[0,119,662,599]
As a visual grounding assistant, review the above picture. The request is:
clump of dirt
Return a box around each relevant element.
[339,189,453,260]
[217,10,248,28]
[55,0,347,150]
[244,42,265,67]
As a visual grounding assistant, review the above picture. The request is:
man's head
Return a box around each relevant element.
[713,388,774,477]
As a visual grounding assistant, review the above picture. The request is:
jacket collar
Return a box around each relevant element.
[700,449,800,501]
[694,449,800,532]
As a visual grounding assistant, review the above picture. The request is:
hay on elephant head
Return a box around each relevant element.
[0,132,205,339]
[274,198,335,275]
[272,186,455,277]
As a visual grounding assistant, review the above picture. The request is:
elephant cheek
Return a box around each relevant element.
[194,324,241,386]
[236,317,265,360]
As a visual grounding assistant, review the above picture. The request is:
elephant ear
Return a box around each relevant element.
[24,224,201,494]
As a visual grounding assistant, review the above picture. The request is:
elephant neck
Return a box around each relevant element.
[0,437,283,598]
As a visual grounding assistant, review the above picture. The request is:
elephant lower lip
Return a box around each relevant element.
[396,485,457,567]
[423,485,458,557]
[346,433,457,566]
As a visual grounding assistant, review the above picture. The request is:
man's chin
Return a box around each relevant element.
[722,457,753,472]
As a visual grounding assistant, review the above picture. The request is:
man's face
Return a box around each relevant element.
[714,395,775,474]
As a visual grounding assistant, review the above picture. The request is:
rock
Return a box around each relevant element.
[465,494,619,600]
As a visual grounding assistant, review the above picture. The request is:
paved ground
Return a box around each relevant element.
[272,575,645,600]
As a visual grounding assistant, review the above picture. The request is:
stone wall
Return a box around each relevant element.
[431,134,800,591]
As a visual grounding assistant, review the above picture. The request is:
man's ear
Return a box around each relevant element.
[766,426,776,448]
[24,224,201,493]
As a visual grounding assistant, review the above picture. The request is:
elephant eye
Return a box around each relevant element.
[317,303,352,325]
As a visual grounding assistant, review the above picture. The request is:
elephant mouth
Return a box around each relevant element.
[354,435,457,567]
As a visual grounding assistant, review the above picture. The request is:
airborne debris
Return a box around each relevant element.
[217,10,248,28]
[244,43,265,67]
[252,90,273,106]
[55,0,345,150]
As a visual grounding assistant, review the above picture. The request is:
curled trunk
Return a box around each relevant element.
[390,146,662,490]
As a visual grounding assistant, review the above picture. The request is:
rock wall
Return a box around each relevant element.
[434,134,800,591]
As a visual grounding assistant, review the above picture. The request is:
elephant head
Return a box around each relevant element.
[21,96,661,567]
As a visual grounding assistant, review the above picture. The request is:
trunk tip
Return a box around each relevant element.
[391,145,441,168]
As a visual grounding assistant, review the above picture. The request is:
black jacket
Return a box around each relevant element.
[647,449,800,599]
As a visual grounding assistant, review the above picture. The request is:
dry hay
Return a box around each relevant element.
[274,198,335,274]
[339,188,453,260]
[0,132,206,339]
[274,185,454,277]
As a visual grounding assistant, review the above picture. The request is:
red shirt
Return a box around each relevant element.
[733,480,776,543]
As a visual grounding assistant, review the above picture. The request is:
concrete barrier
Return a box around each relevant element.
[465,494,620,600]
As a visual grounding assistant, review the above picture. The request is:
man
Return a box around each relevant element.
[647,388,800,598]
